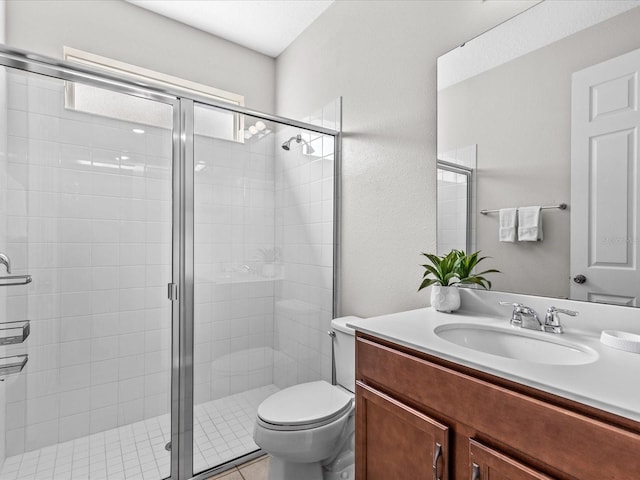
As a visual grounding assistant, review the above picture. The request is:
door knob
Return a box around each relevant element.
[573,274,587,284]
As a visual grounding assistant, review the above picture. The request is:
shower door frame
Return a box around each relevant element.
[0,45,341,480]
[436,159,473,253]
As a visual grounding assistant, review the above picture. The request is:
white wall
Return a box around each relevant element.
[276,0,538,317]
[5,0,275,113]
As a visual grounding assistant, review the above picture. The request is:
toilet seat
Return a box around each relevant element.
[257,380,353,431]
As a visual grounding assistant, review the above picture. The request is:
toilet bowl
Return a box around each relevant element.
[253,316,360,480]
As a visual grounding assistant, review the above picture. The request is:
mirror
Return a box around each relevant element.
[437,1,640,306]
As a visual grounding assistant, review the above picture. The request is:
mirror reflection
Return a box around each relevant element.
[437,1,640,305]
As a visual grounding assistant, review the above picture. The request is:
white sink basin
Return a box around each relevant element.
[434,323,598,365]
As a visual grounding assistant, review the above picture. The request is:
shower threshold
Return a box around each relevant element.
[0,385,278,480]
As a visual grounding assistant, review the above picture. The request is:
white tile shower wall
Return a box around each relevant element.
[3,71,173,456]
[193,129,277,403]
[273,99,338,389]
[437,172,468,254]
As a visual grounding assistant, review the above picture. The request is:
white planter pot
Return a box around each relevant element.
[261,263,276,278]
[430,285,461,313]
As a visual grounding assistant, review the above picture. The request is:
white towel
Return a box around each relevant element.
[499,208,517,242]
[518,206,543,241]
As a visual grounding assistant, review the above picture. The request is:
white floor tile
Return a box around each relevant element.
[0,385,277,480]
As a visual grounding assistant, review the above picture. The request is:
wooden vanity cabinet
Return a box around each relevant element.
[469,440,553,480]
[356,382,449,480]
[355,333,640,480]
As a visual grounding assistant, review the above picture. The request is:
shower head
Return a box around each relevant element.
[281,135,298,151]
[281,134,315,154]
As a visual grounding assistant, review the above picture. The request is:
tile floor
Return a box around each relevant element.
[0,385,278,480]
[207,455,269,480]
[193,385,278,474]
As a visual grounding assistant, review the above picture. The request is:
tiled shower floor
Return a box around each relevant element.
[0,385,278,480]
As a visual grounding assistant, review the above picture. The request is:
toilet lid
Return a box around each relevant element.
[257,380,353,428]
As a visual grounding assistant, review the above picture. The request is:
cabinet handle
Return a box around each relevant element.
[433,442,442,480]
[471,463,480,480]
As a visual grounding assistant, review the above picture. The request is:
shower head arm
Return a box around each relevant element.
[281,134,315,154]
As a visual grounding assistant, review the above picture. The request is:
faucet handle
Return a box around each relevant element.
[499,301,523,309]
[499,301,525,326]
[500,301,532,315]
[547,306,578,317]
[543,306,578,333]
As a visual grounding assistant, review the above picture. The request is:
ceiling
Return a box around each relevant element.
[127,0,335,58]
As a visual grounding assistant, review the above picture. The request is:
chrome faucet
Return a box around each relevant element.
[500,302,578,334]
[500,302,543,331]
[543,306,578,334]
[0,253,10,274]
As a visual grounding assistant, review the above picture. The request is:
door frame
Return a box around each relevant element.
[171,98,195,480]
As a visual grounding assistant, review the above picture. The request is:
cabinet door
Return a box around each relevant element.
[469,440,555,480]
[356,382,449,480]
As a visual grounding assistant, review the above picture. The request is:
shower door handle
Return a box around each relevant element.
[167,283,178,301]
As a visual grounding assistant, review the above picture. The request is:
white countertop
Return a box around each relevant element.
[347,307,640,423]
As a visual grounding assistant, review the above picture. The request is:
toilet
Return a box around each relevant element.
[253,316,360,480]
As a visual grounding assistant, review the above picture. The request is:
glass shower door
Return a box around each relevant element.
[191,104,279,474]
[191,102,337,476]
[1,66,175,480]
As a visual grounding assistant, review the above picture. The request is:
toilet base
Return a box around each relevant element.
[323,441,354,480]
[269,457,322,480]
[324,463,354,480]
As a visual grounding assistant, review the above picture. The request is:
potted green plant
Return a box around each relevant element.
[257,247,282,278]
[418,250,499,312]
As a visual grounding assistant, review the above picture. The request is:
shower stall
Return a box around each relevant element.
[0,46,339,480]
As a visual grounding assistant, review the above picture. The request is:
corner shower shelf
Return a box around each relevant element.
[0,354,28,378]
[0,320,30,345]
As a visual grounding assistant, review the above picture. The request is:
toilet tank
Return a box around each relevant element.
[331,316,361,393]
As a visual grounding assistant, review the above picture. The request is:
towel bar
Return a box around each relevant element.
[0,275,32,287]
[480,203,567,215]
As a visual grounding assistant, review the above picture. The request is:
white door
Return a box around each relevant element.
[571,48,640,305]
